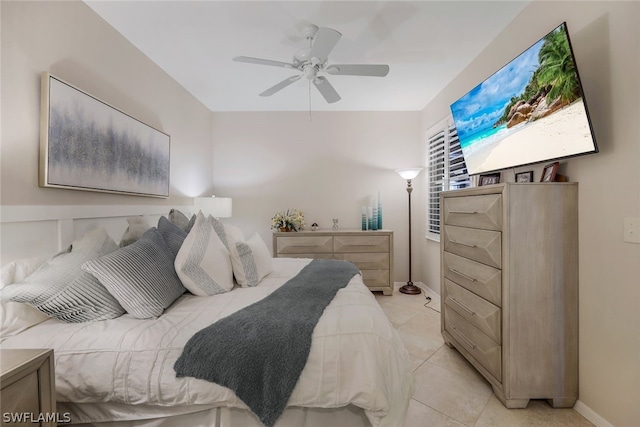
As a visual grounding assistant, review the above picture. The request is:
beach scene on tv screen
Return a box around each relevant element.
[450,23,596,175]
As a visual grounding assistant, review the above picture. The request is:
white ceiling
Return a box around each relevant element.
[85,1,531,112]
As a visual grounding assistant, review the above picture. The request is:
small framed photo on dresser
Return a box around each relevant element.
[540,162,559,182]
[479,172,501,186]
[515,171,534,183]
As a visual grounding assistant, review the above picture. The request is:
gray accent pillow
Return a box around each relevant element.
[82,228,186,319]
[168,209,195,232]
[158,216,187,259]
[0,228,125,323]
[119,216,151,247]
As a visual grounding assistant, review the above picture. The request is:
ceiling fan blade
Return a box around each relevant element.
[309,27,342,63]
[326,64,390,77]
[259,75,302,97]
[313,76,341,103]
[233,56,296,69]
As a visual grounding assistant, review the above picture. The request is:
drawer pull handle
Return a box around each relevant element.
[449,268,477,282]
[451,298,476,316]
[449,240,477,248]
[451,326,477,349]
[449,210,479,214]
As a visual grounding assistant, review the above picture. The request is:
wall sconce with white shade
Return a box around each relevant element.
[194,196,232,218]
[395,168,423,295]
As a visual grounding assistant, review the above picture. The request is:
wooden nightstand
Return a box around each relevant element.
[1,349,56,427]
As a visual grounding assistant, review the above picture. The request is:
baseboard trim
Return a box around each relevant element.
[574,400,614,427]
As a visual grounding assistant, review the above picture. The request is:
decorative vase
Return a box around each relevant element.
[279,227,290,232]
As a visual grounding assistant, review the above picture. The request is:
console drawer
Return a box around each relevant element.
[334,235,389,253]
[443,225,501,268]
[276,236,333,254]
[443,194,502,230]
[443,279,501,343]
[335,252,389,270]
[444,307,502,381]
[443,251,502,306]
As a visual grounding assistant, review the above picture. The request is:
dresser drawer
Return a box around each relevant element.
[443,279,501,343]
[361,269,390,288]
[334,235,389,253]
[443,194,502,230]
[443,225,502,268]
[445,307,502,381]
[275,253,333,260]
[276,236,333,254]
[335,252,389,270]
[443,251,502,306]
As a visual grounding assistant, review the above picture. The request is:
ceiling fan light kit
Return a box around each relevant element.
[233,24,390,104]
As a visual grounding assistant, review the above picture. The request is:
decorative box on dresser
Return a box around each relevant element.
[0,348,57,426]
[440,183,578,409]
[273,230,394,295]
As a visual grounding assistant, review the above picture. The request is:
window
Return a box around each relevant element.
[426,117,470,240]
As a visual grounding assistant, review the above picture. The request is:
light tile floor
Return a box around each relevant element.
[375,283,595,427]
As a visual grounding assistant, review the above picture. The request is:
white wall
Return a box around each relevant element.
[420,2,640,426]
[0,0,214,207]
[2,1,638,425]
[210,111,425,283]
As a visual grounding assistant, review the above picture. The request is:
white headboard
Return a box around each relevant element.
[0,205,195,266]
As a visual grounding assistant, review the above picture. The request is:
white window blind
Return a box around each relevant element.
[426,118,470,239]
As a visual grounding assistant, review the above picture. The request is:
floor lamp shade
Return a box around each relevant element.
[396,168,423,295]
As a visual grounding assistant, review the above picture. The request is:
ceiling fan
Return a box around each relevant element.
[233,24,390,104]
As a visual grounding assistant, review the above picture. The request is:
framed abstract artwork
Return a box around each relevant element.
[40,73,170,197]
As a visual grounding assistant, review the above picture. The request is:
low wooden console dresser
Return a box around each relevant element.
[273,230,394,295]
[440,183,578,409]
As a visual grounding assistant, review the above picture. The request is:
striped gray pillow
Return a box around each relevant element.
[0,228,125,323]
[82,228,185,319]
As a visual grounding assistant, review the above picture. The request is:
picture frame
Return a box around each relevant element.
[40,72,170,198]
[515,171,534,183]
[479,172,501,186]
[540,162,560,182]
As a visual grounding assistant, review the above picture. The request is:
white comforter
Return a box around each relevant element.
[1,259,413,426]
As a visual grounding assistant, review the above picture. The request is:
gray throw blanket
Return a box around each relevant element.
[174,259,360,427]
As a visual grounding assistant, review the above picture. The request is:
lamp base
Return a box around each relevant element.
[399,282,422,295]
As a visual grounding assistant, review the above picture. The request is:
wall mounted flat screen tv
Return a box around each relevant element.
[450,22,598,176]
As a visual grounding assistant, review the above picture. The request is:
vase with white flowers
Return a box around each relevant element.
[271,209,305,232]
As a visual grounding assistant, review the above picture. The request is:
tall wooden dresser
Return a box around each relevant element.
[440,183,578,408]
[273,230,393,295]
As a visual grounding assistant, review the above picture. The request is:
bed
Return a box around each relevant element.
[0,205,413,427]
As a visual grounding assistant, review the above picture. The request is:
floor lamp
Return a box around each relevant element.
[396,168,423,295]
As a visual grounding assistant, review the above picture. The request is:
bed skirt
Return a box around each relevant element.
[64,402,371,427]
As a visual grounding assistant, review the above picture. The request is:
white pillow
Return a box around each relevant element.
[119,216,151,247]
[174,212,234,296]
[1,256,52,341]
[231,233,273,287]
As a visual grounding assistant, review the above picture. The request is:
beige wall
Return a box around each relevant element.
[420,2,640,426]
[210,111,425,283]
[0,0,214,206]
